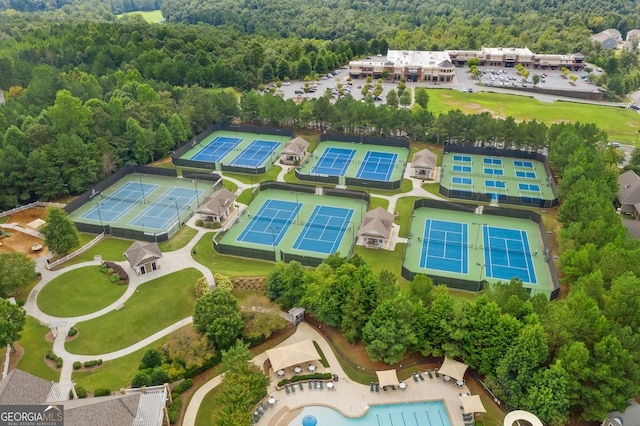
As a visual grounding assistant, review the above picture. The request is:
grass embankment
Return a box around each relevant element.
[66,269,201,355]
[15,317,58,382]
[37,267,127,317]
[428,89,640,143]
[192,232,274,277]
[158,226,198,252]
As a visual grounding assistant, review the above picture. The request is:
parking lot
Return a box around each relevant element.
[274,65,602,103]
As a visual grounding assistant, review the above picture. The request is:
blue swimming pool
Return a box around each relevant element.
[289,401,452,426]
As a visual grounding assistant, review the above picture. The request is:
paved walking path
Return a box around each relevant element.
[17,161,448,413]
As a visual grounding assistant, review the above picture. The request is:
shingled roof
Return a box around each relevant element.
[63,394,140,426]
[281,137,309,156]
[124,241,162,268]
[619,170,640,205]
[0,369,54,405]
[358,207,395,238]
[412,148,437,169]
[195,188,236,216]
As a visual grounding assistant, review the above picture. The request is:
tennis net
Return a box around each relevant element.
[101,194,191,209]
[420,237,533,255]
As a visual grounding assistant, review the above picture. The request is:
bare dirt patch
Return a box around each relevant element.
[0,208,50,260]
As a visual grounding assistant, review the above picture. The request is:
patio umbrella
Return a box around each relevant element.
[439,357,469,381]
[459,395,486,414]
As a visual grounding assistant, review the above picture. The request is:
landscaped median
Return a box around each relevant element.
[65,268,202,355]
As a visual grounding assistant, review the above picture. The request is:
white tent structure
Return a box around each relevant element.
[460,395,486,414]
[376,369,399,388]
[265,339,321,372]
[439,357,469,381]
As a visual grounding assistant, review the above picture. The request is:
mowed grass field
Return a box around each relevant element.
[427,89,640,143]
[116,9,164,23]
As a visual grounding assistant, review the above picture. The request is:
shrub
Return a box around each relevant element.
[174,379,194,394]
[55,358,63,368]
[110,274,120,283]
[46,351,55,360]
[211,222,221,229]
[94,388,111,397]
[75,386,87,398]
[97,359,103,365]
[84,360,102,368]
[131,372,151,388]
[150,366,169,386]
[141,349,163,369]
[107,268,114,274]
[168,397,182,424]
[195,219,203,227]
[73,361,81,370]
[99,265,108,274]
[68,327,78,337]
[193,277,209,298]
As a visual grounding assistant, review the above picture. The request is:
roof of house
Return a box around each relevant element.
[124,241,163,268]
[412,148,437,169]
[63,394,140,426]
[591,33,617,43]
[605,399,640,426]
[622,219,640,240]
[281,137,309,156]
[618,170,640,205]
[195,188,236,216]
[627,29,640,40]
[358,207,395,238]
[0,369,54,405]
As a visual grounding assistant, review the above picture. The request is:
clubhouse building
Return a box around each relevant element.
[348,48,585,81]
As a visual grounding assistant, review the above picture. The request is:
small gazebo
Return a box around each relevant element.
[124,241,163,276]
[280,137,310,166]
[411,148,437,179]
[357,207,395,249]
[195,188,237,224]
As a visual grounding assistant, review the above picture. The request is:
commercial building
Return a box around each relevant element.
[348,48,585,81]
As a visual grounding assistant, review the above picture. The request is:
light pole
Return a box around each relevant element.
[95,203,105,234]
[290,192,300,223]
[193,179,200,205]
[171,198,181,226]
[476,262,487,292]
[269,226,280,260]
[138,175,147,204]
[473,222,486,249]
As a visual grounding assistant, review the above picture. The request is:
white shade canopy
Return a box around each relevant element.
[376,369,399,388]
[460,395,486,414]
[439,357,469,381]
[265,339,321,372]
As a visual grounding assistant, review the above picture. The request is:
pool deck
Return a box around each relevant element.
[254,323,469,426]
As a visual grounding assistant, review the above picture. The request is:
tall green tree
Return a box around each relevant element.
[40,207,79,255]
[0,299,26,347]
[193,287,243,351]
[0,253,35,297]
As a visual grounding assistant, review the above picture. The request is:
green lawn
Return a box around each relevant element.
[394,196,416,238]
[116,9,164,23]
[422,182,442,197]
[354,244,405,279]
[157,226,197,252]
[223,166,282,185]
[237,188,254,205]
[65,269,201,355]
[195,385,222,426]
[73,336,169,391]
[16,317,58,382]
[368,196,390,211]
[57,236,132,267]
[427,89,640,143]
[222,179,238,194]
[37,267,127,317]
[193,232,275,277]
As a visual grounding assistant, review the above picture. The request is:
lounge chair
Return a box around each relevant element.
[291,383,296,393]
[315,380,320,389]
[463,415,473,421]
[375,382,380,392]
[419,371,425,381]
[465,422,475,426]
[435,368,440,378]
[370,382,375,391]
[308,380,313,390]
[413,374,419,383]
[299,382,304,391]
[253,413,261,423]
[391,385,396,391]
[260,402,269,411]
[285,384,290,394]
[427,369,433,379]
[319,381,324,389]
[383,385,388,391]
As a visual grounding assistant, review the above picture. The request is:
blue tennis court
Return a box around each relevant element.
[453,155,472,162]
[293,206,353,254]
[519,183,540,192]
[128,187,202,229]
[190,136,242,162]
[452,177,472,185]
[514,160,534,168]
[452,165,472,172]
[237,199,301,246]
[419,219,468,274]
[484,168,504,175]
[516,171,537,179]
[483,226,537,284]
[483,158,502,165]
[81,182,159,223]
[230,140,280,167]
[312,147,355,176]
[355,152,398,181]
